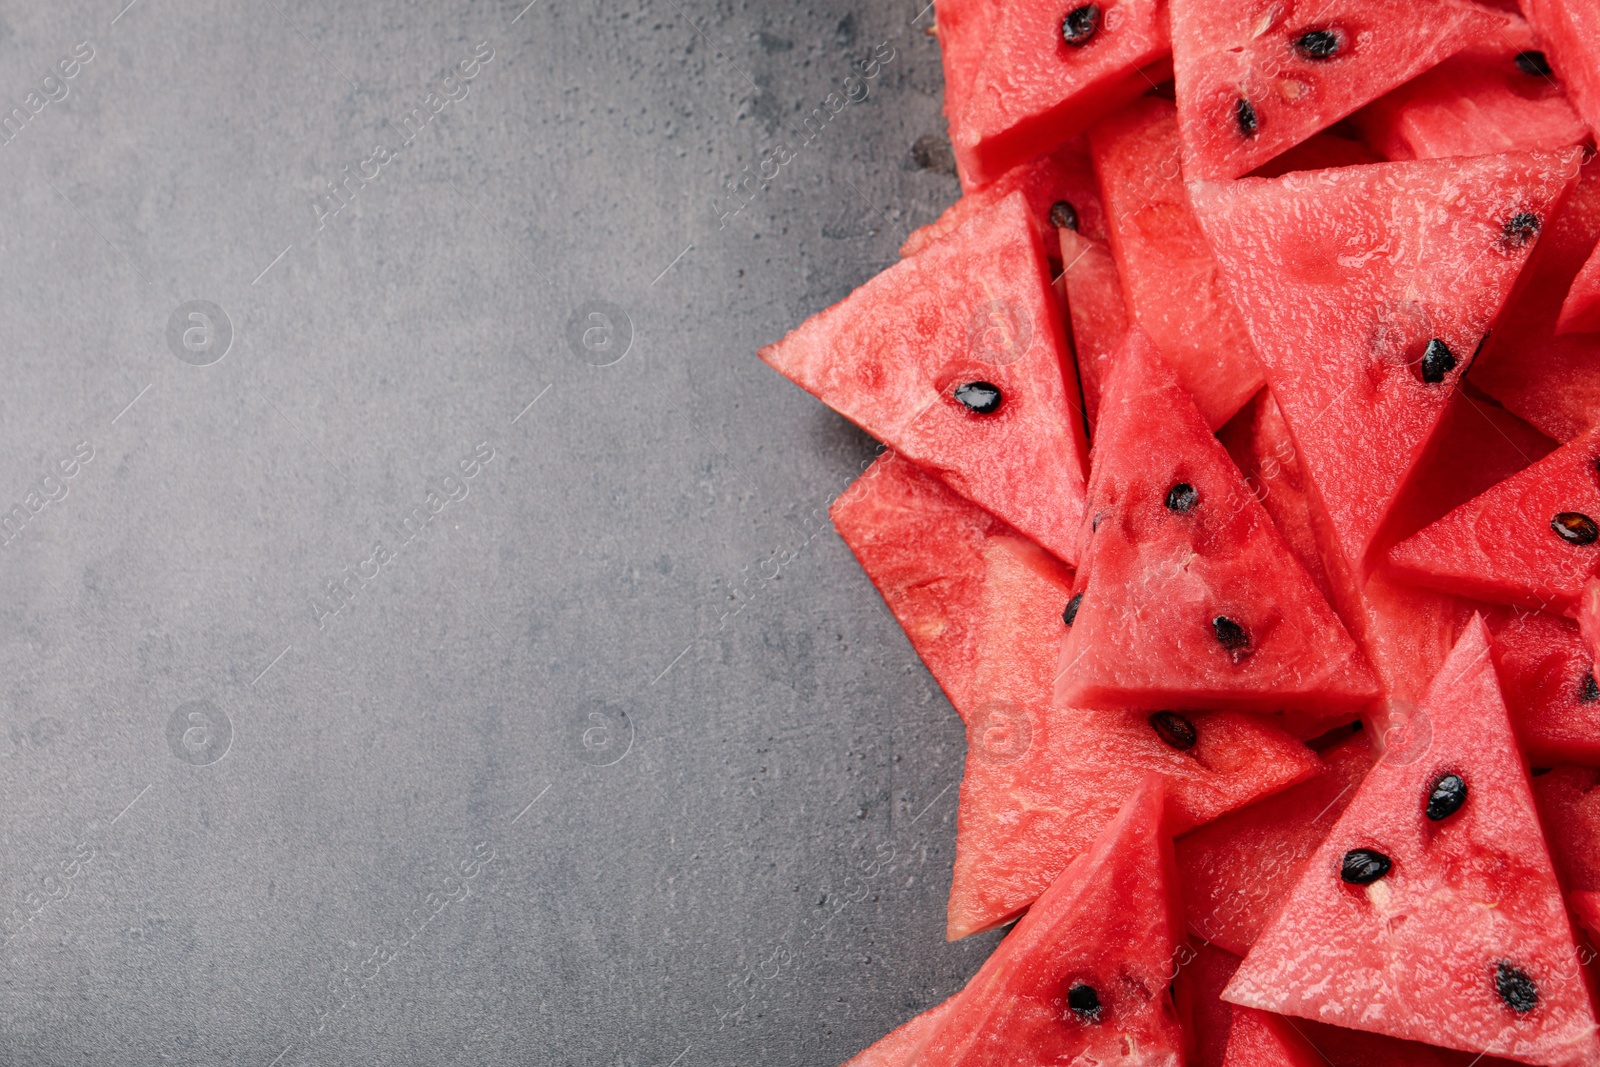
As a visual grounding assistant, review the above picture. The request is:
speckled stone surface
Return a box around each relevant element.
[0,1,999,1063]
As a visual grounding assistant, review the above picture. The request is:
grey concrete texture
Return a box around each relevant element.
[0,1,1003,1063]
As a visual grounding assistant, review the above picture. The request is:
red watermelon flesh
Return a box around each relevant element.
[1059,227,1129,432]
[1556,240,1600,336]
[1471,153,1600,442]
[843,998,960,1067]
[1175,731,1373,956]
[1225,618,1600,1065]
[1570,892,1600,944]
[1089,97,1264,429]
[1532,765,1600,893]
[1191,150,1583,582]
[1223,1007,1326,1067]
[1172,0,1506,180]
[1521,0,1600,143]
[952,0,1171,188]
[1577,578,1600,664]
[1241,390,1334,601]
[1055,329,1377,716]
[901,139,1108,260]
[1295,1018,1525,1067]
[950,534,1320,939]
[761,191,1089,565]
[1179,940,1245,1067]
[829,451,1033,722]
[1487,610,1600,766]
[901,777,1186,1066]
[1348,17,1586,162]
[1388,424,1600,614]
[933,0,996,175]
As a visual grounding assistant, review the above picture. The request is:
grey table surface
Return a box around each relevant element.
[0,1,1003,1063]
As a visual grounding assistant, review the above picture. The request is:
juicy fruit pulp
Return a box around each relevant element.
[1491,610,1600,765]
[1058,226,1128,433]
[951,0,1171,186]
[1056,329,1377,715]
[1192,149,1583,579]
[1225,619,1600,1065]
[760,191,1090,565]
[1172,0,1504,180]
[1089,97,1263,430]
[858,778,1186,1066]
[1389,425,1600,613]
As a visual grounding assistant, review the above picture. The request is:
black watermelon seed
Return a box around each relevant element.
[1516,50,1553,77]
[1426,773,1467,821]
[1149,711,1198,751]
[1063,592,1083,627]
[1213,615,1250,655]
[954,381,1002,414]
[1340,848,1391,885]
[1165,483,1200,513]
[1294,29,1342,60]
[1235,98,1259,137]
[1496,962,1539,1013]
[1504,212,1541,248]
[1067,982,1103,1021]
[1420,338,1457,384]
[1049,200,1080,231]
[1580,671,1599,703]
[1552,512,1600,545]
[1061,5,1101,47]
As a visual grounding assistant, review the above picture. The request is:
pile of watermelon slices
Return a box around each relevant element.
[760,0,1600,1064]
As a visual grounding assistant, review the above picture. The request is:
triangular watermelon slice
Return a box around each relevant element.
[761,191,1089,565]
[1488,610,1600,766]
[1059,226,1128,432]
[1471,154,1600,442]
[874,776,1186,1066]
[1175,730,1373,956]
[1055,329,1377,716]
[932,0,996,178]
[829,451,1035,721]
[1089,97,1264,429]
[1349,16,1586,162]
[1235,389,1333,600]
[952,0,1171,187]
[1521,0,1600,144]
[1225,618,1600,1065]
[843,998,960,1067]
[1389,425,1600,614]
[901,138,1108,261]
[1172,0,1506,180]
[1191,149,1583,580]
[1223,1007,1325,1067]
[1179,940,1245,1067]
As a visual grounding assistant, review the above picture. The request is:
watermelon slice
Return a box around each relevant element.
[1191,149,1583,582]
[829,451,1031,721]
[1059,226,1128,431]
[1175,730,1373,956]
[1237,389,1333,600]
[1532,765,1600,894]
[1471,154,1600,442]
[1488,610,1600,766]
[1557,242,1600,336]
[1055,329,1377,716]
[1388,425,1600,614]
[761,191,1089,565]
[863,776,1186,1065]
[1246,128,1380,178]
[1171,0,1506,180]
[843,999,960,1067]
[1348,16,1586,162]
[950,515,1320,938]
[1225,618,1600,1065]
[900,139,1108,260]
[1521,0,1600,143]
[933,0,995,172]
[1223,1007,1325,1067]
[1089,97,1264,429]
[952,0,1171,187]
